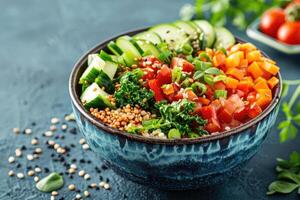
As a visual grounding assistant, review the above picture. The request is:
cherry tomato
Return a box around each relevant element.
[277,22,300,45]
[148,79,165,102]
[260,8,286,38]
[156,65,172,85]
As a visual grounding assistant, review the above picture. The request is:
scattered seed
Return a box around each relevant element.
[68,184,76,191]
[8,156,15,163]
[104,183,110,190]
[31,138,39,145]
[57,147,66,154]
[35,147,42,154]
[17,172,24,179]
[65,113,75,121]
[78,170,85,177]
[27,170,35,176]
[8,170,14,176]
[50,196,55,200]
[25,128,32,135]
[34,167,42,173]
[27,154,34,161]
[90,183,97,188]
[34,176,40,182]
[33,154,40,159]
[79,138,86,145]
[75,194,81,199]
[70,164,77,169]
[50,125,57,131]
[51,191,58,196]
[45,131,53,137]
[54,144,60,150]
[82,144,89,150]
[48,140,55,146]
[84,174,90,180]
[13,128,20,134]
[84,190,90,197]
[99,181,105,187]
[68,168,76,174]
[15,148,22,157]
[51,118,60,124]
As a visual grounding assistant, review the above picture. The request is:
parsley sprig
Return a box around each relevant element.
[278,80,300,143]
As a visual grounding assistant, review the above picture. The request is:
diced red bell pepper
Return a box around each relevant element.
[205,118,222,133]
[170,57,195,72]
[157,65,172,85]
[233,107,249,122]
[218,108,233,123]
[248,103,262,119]
[200,105,217,120]
[148,79,165,102]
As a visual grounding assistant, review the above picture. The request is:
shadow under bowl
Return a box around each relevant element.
[69,28,282,190]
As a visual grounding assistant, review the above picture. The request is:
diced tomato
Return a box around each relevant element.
[233,107,249,122]
[224,94,245,114]
[173,91,183,101]
[186,90,198,102]
[157,65,171,85]
[237,82,250,94]
[236,89,246,98]
[148,79,165,102]
[218,108,232,123]
[194,102,203,115]
[226,68,245,80]
[210,99,222,111]
[170,57,194,72]
[205,118,222,133]
[214,81,226,90]
[200,106,217,119]
[248,103,262,118]
[139,56,161,70]
[205,84,214,99]
[247,91,257,104]
[142,68,156,80]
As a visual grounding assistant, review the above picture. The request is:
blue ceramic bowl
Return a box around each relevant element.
[69,28,282,190]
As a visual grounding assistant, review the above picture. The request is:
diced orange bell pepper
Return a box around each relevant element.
[240,59,248,68]
[205,48,214,59]
[246,50,261,63]
[267,77,279,89]
[226,68,245,80]
[212,53,226,67]
[254,77,267,84]
[198,97,210,106]
[260,62,280,75]
[235,51,245,60]
[253,79,270,91]
[225,77,239,89]
[225,52,241,68]
[247,61,263,79]
[256,89,272,109]
[162,84,174,95]
[230,44,242,53]
[240,43,257,52]
[256,62,272,79]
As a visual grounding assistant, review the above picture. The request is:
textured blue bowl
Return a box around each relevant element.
[69,28,282,190]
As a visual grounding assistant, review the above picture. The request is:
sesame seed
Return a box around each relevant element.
[27,154,34,161]
[34,176,39,182]
[51,191,58,196]
[48,140,55,146]
[99,181,105,187]
[61,124,68,131]
[25,128,32,135]
[35,147,42,154]
[68,184,76,191]
[70,164,77,169]
[31,138,38,145]
[27,170,35,176]
[51,117,60,124]
[78,170,85,177]
[79,138,86,145]
[84,190,90,197]
[50,125,57,131]
[68,168,76,174]
[15,148,22,157]
[8,170,14,176]
[34,167,42,173]
[50,196,55,200]
[90,183,97,188]
[75,194,81,199]
[45,131,53,137]
[82,144,89,150]
[13,128,20,134]
[17,172,24,179]
[103,183,110,190]
[8,156,15,163]
[84,174,90,180]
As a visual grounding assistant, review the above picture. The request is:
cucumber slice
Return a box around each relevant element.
[133,31,162,45]
[116,36,142,66]
[149,24,189,50]
[135,40,160,57]
[174,21,199,42]
[87,54,100,65]
[80,83,113,110]
[99,50,115,62]
[214,27,235,49]
[95,70,115,94]
[80,56,117,84]
[108,41,123,56]
[103,61,118,80]
[79,56,106,84]
[120,35,145,56]
[193,20,216,48]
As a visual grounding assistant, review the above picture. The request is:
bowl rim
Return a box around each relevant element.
[69,27,282,145]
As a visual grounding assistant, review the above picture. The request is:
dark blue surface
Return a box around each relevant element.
[0,0,299,199]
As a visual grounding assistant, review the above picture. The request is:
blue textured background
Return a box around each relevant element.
[0,0,299,199]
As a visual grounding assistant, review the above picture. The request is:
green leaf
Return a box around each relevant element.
[277,158,292,169]
[277,120,290,129]
[296,102,300,114]
[278,170,300,185]
[267,180,298,195]
[293,114,300,126]
[282,102,292,118]
[290,151,300,167]
[279,124,298,143]
[193,71,204,80]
